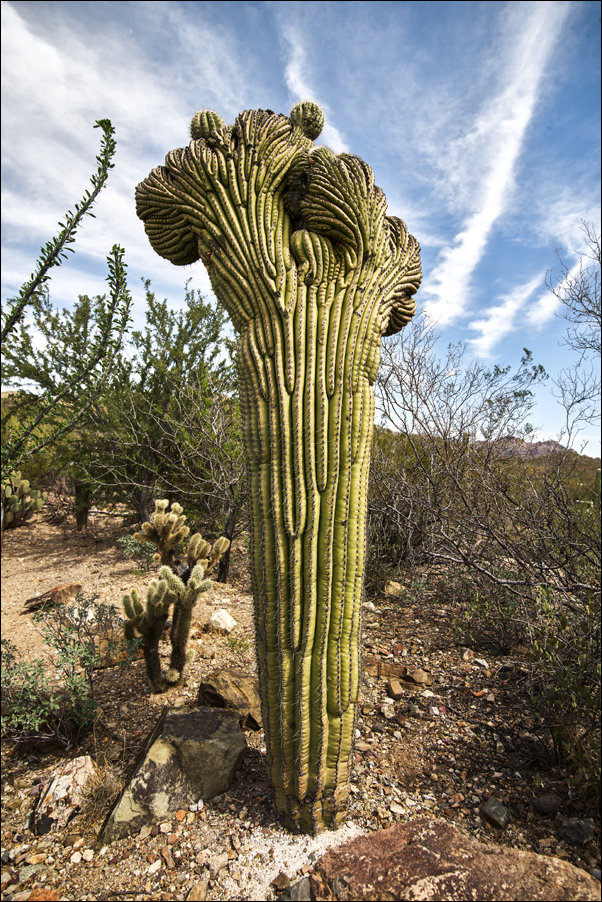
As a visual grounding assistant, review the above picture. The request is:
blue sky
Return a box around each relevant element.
[2,1,600,452]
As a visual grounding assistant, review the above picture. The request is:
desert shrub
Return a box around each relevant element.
[529,587,600,801]
[1,639,93,745]
[33,593,138,698]
[116,533,156,571]
[43,475,76,524]
[374,288,600,796]
[1,594,137,747]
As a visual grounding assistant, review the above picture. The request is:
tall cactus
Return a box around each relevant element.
[136,102,422,832]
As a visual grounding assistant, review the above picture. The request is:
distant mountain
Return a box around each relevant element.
[486,437,570,459]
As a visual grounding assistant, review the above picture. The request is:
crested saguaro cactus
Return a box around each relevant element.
[136,102,422,832]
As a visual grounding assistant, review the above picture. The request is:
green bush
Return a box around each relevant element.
[1,639,93,745]
[117,533,156,571]
[530,588,601,801]
[1,594,138,747]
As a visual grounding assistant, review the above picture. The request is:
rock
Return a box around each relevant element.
[363,657,433,685]
[559,817,596,846]
[99,708,246,844]
[309,818,601,901]
[277,877,312,901]
[481,796,511,829]
[385,679,404,700]
[26,891,61,901]
[24,583,82,611]
[272,871,291,891]
[186,879,209,901]
[207,610,237,634]
[30,755,100,835]
[17,864,43,884]
[197,668,262,730]
[533,794,563,817]
[192,605,213,630]
[208,851,229,877]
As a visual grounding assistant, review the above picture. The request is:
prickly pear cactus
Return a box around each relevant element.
[136,102,422,832]
[1,472,46,529]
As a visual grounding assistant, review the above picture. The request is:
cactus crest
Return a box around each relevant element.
[289,100,324,140]
[190,110,226,140]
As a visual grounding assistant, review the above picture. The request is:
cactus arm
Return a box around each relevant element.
[136,102,421,831]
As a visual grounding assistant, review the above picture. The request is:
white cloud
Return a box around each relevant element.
[422,1,571,326]
[0,1,245,323]
[278,22,350,154]
[526,260,583,330]
[468,274,543,358]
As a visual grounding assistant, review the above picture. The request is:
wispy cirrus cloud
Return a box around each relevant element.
[1,1,248,311]
[278,21,349,153]
[422,1,571,326]
[468,274,543,358]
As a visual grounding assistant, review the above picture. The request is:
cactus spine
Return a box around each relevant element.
[124,500,230,690]
[136,103,422,831]
[1,472,46,529]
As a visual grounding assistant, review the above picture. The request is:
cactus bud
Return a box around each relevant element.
[190,110,226,141]
[289,100,324,140]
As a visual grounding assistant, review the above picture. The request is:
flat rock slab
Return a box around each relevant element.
[309,818,600,901]
[30,755,100,835]
[197,668,262,729]
[363,657,433,685]
[99,707,246,844]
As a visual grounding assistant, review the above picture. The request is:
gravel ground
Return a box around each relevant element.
[1,510,600,901]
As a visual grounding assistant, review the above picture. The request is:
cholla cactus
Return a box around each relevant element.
[1,472,46,529]
[134,499,190,569]
[124,500,230,690]
[161,562,213,684]
[122,581,173,692]
[136,102,421,831]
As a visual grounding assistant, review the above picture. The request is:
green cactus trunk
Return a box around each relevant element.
[238,296,377,831]
[169,603,192,678]
[136,102,421,832]
[142,639,164,694]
